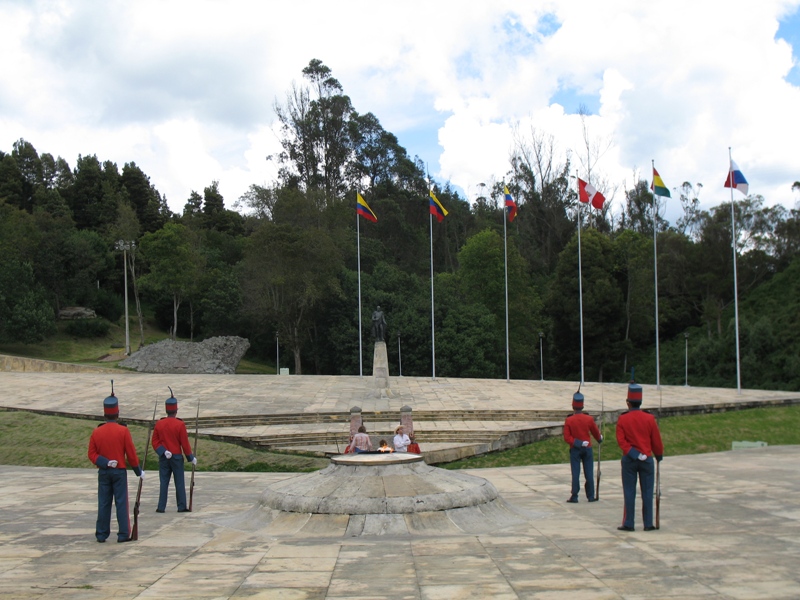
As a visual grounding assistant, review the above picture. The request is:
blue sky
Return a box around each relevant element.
[1,0,799,219]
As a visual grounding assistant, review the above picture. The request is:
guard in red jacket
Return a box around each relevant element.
[151,393,196,513]
[87,390,144,543]
[563,390,602,502]
[616,382,664,531]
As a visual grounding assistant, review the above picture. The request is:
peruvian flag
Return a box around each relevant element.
[578,178,606,210]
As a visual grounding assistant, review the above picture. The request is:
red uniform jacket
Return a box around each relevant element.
[152,416,194,459]
[563,412,602,448]
[616,408,664,458]
[88,421,141,472]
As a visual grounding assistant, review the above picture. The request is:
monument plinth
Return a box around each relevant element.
[372,341,390,388]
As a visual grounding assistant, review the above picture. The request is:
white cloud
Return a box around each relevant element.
[0,0,798,219]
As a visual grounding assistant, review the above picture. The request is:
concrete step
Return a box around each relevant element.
[196,409,573,429]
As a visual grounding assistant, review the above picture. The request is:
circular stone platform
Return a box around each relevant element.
[214,454,532,537]
[261,454,499,515]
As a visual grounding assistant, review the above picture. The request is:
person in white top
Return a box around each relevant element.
[393,425,411,452]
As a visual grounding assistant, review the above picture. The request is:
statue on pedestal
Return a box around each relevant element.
[371,306,387,342]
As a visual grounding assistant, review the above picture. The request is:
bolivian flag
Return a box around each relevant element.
[651,167,670,198]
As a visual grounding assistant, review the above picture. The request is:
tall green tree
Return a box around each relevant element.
[240,190,343,374]
[139,223,204,339]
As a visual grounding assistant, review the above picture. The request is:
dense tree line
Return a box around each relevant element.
[1,60,800,389]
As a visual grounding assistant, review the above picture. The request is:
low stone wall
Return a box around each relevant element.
[0,355,118,373]
[119,336,250,374]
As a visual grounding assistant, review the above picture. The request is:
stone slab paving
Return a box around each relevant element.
[1,447,800,598]
[2,373,800,597]
[2,372,799,421]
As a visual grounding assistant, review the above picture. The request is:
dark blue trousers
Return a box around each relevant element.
[158,454,187,511]
[96,468,130,542]
[569,446,595,500]
[621,455,655,529]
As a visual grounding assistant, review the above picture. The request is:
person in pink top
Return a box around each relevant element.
[616,381,664,532]
[563,390,602,503]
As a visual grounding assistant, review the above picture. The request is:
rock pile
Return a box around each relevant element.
[119,336,250,374]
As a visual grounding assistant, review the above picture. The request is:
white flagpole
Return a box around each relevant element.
[429,211,436,380]
[728,147,742,395]
[356,207,363,378]
[652,160,661,390]
[577,172,585,386]
[503,197,510,382]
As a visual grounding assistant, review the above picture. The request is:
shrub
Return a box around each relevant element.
[64,318,110,338]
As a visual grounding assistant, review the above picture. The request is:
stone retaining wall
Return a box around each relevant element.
[0,355,118,373]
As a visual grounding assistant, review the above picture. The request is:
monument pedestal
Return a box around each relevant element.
[372,341,390,389]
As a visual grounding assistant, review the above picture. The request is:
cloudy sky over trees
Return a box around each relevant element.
[2,0,799,217]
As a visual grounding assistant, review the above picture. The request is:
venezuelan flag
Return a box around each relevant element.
[651,167,671,198]
[503,185,518,222]
[356,193,377,222]
[429,190,448,223]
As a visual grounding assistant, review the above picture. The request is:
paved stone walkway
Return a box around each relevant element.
[1,447,799,599]
[2,372,800,598]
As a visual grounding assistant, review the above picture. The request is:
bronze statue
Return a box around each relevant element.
[371,306,387,342]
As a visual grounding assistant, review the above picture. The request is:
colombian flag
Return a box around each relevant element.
[356,193,377,222]
[503,186,518,222]
[651,167,671,198]
[429,190,448,223]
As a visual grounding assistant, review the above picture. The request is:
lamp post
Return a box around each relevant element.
[276,332,280,375]
[539,332,544,382]
[398,332,402,377]
[684,332,689,386]
[114,240,134,356]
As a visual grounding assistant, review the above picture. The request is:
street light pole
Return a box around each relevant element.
[539,332,544,382]
[684,332,689,386]
[276,332,280,375]
[115,240,133,356]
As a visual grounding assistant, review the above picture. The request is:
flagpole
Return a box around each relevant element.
[357,206,363,378]
[503,195,510,382]
[576,172,585,386]
[728,147,742,395]
[429,211,436,380]
[652,160,661,390]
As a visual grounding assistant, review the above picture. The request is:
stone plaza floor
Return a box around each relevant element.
[1,372,800,598]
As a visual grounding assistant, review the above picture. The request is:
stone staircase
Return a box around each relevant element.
[196,408,574,463]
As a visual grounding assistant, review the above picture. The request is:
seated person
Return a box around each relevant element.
[348,425,372,453]
[378,439,394,453]
[393,426,411,452]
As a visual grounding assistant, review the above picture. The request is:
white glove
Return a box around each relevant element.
[165,450,173,459]
[107,460,118,468]
[638,453,647,461]
[581,441,589,447]
[139,470,146,480]
[191,457,197,466]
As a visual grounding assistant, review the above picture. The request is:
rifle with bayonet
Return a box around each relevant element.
[131,399,158,541]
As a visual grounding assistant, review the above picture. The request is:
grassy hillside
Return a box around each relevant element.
[2,406,798,472]
[0,316,275,373]
[0,409,327,472]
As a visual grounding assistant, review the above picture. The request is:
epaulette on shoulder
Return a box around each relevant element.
[565,413,577,420]
[96,422,106,428]
[120,422,128,427]
[176,417,184,422]
[620,410,630,415]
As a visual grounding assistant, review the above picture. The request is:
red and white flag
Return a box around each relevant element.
[578,178,606,210]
